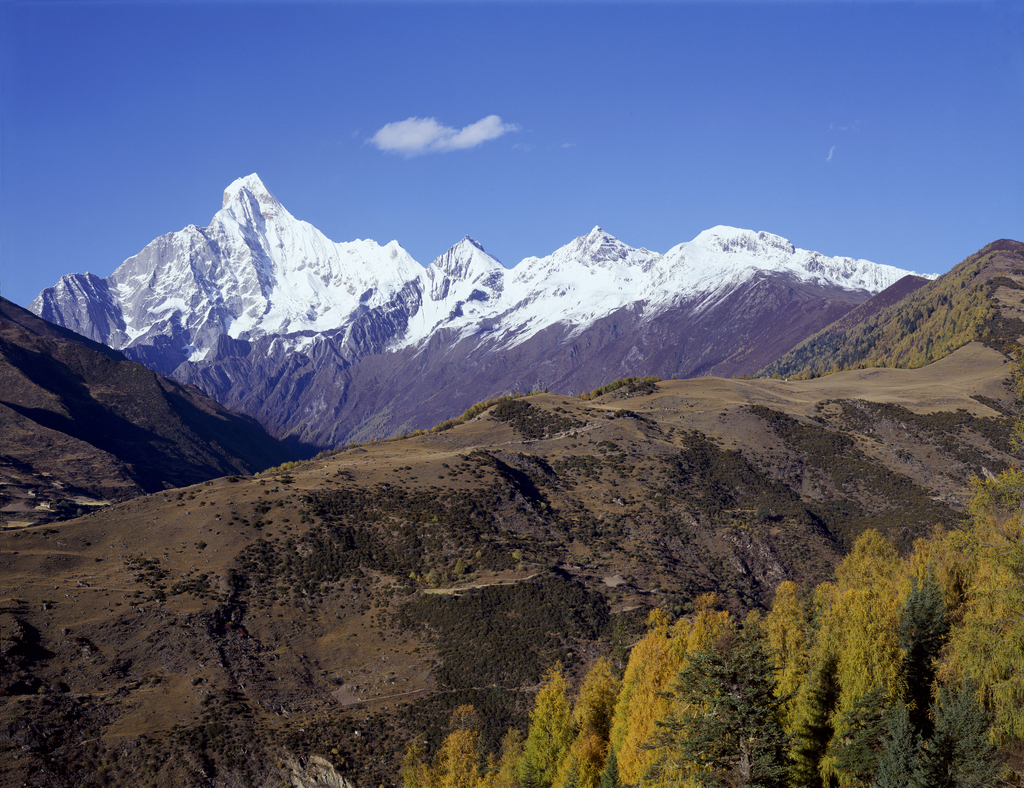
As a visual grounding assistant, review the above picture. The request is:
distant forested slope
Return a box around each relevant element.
[763,239,1024,379]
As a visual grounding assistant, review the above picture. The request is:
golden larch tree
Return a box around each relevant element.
[520,665,574,788]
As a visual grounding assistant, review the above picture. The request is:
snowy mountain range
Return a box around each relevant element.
[31,174,930,451]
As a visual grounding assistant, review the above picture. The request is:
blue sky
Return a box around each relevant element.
[2,0,1022,309]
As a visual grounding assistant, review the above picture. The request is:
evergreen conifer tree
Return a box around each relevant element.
[598,746,621,788]
[875,701,921,788]
[788,654,840,788]
[826,685,889,786]
[915,681,1000,788]
[561,758,580,788]
[645,624,790,788]
[787,583,842,788]
[898,569,949,739]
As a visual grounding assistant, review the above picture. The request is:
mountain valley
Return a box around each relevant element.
[0,299,294,529]
[5,183,1024,787]
[30,175,931,450]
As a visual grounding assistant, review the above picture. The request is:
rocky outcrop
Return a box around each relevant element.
[276,755,356,788]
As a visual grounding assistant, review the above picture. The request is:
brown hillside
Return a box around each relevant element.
[0,341,1015,787]
[0,298,294,528]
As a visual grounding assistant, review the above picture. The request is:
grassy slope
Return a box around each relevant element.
[0,344,1015,787]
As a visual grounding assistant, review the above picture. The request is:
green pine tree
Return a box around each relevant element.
[898,569,949,739]
[598,746,621,788]
[915,681,1001,788]
[875,701,921,788]
[788,654,840,788]
[561,757,580,788]
[827,685,890,787]
[645,624,790,788]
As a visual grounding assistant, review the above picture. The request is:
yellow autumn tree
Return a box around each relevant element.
[574,657,619,743]
[608,609,687,785]
[490,728,524,788]
[682,594,732,656]
[901,525,973,628]
[434,728,482,788]
[608,595,730,787]
[433,706,484,788]
[520,664,574,788]
[786,581,842,787]
[608,608,679,784]
[400,737,434,788]
[764,580,809,732]
[832,530,904,707]
[552,657,620,788]
[639,601,749,788]
[945,470,1024,745]
[811,530,904,784]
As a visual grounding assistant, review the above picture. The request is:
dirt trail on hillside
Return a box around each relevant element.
[421,571,541,595]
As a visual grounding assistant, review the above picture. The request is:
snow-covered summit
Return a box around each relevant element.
[650,225,926,303]
[404,237,507,342]
[31,175,928,375]
[576,226,655,268]
[222,173,280,211]
[428,236,503,287]
[528,226,657,272]
[32,174,422,366]
[691,226,796,257]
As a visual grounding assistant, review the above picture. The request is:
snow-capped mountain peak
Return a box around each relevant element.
[217,173,293,234]
[691,226,796,257]
[454,234,486,254]
[559,226,653,269]
[660,225,927,299]
[412,237,507,338]
[222,173,280,211]
[429,236,501,278]
[31,174,931,443]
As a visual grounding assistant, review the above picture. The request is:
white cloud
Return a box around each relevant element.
[826,145,835,163]
[369,115,519,156]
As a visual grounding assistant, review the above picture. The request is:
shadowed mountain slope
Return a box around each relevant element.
[0,298,294,526]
